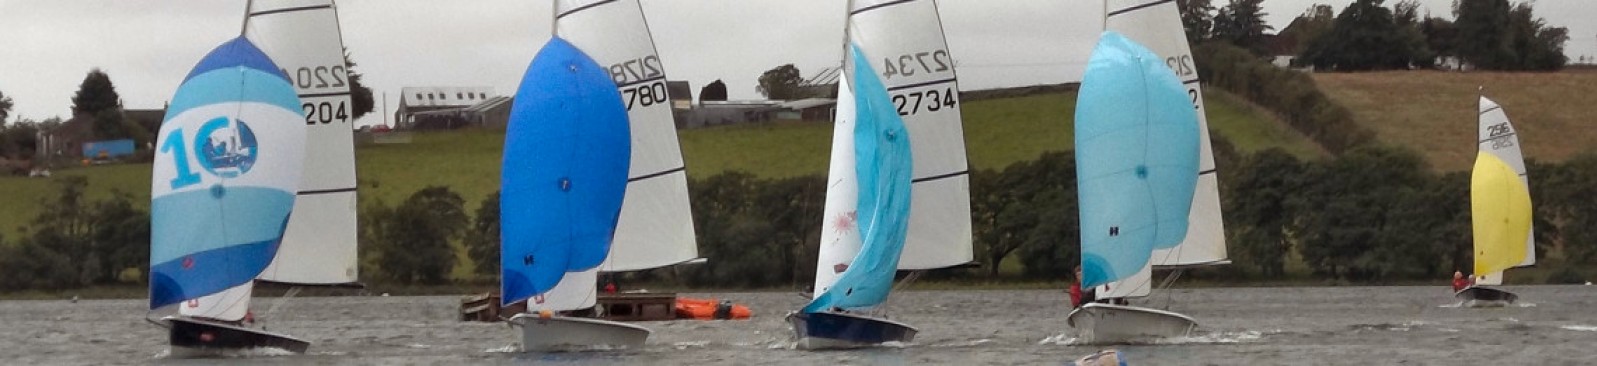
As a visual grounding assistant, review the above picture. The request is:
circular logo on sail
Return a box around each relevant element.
[193,116,259,178]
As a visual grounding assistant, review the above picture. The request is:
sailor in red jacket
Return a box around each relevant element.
[1452,271,1473,292]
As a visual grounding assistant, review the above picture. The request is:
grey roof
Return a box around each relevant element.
[400,86,496,108]
[778,98,835,110]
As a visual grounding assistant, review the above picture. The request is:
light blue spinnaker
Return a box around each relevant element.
[803,44,915,313]
[500,37,632,306]
[1075,31,1201,289]
[149,36,305,309]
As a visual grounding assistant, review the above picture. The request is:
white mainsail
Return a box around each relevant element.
[245,0,360,285]
[1104,0,1227,269]
[812,76,862,296]
[1473,95,1533,286]
[850,0,973,271]
[557,0,698,272]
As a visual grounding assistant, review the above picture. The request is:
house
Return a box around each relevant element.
[776,98,836,121]
[666,81,692,109]
[393,87,496,129]
[675,100,781,128]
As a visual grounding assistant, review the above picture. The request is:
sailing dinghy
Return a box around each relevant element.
[149,35,310,355]
[503,0,700,351]
[785,0,958,350]
[1460,94,1534,307]
[1066,31,1202,344]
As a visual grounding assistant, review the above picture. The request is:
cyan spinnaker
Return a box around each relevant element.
[1075,31,1200,289]
[804,44,914,313]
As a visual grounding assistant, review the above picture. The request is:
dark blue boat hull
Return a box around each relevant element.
[786,311,918,349]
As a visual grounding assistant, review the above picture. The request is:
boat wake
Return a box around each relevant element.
[154,346,296,359]
[1038,330,1265,346]
[1151,330,1268,344]
[929,338,993,348]
[672,341,710,350]
[484,344,519,353]
[1349,321,1430,332]
[1558,325,1597,332]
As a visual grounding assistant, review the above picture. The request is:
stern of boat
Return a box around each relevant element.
[164,316,310,357]
[786,311,918,350]
[1066,303,1196,344]
[509,313,651,352]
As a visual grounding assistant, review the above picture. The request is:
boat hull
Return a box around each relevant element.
[1066,303,1197,344]
[786,311,918,349]
[509,313,651,352]
[165,316,310,357]
[1456,286,1519,307]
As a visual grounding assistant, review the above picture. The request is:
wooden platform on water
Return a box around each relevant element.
[459,292,677,322]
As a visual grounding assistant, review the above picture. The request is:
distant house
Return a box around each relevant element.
[666,81,692,109]
[797,66,842,99]
[394,86,497,129]
[39,113,95,159]
[675,100,781,128]
[125,108,165,137]
[776,98,836,121]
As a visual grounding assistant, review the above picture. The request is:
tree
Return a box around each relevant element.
[1300,0,1430,71]
[1505,3,1568,70]
[756,64,804,100]
[368,186,469,284]
[1453,0,1515,69]
[1293,146,1433,281]
[699,79,728,102]
[1212,0,1274,54]
[463,191,500,277]
[71,69,121,116]
[1177,0,1217,44]
[344,49,376,120]
[1225,148,1304,277]
[0,89,12,126]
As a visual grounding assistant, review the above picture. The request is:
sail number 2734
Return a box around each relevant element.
[881,50,952,79]
[891,87,957,116]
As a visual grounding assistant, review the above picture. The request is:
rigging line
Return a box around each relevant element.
[1157,269,1184,310]
[261,286,303,330]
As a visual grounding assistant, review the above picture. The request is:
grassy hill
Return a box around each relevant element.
[0,89,1317,239]
[1314,70,1597,171]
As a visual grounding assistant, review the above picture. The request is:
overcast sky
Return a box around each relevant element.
[1,0,1592,127]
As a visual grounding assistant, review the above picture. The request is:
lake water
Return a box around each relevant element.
[3,286,1595,364]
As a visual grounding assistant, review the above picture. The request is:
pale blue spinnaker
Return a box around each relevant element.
[500,37,632,306]
[803,44,915,313]
[1075,31,1200,289]
[149,36,306,309]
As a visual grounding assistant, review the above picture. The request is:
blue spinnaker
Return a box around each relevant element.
[149,36,304,309]
[500,37,632,306]
[803,44,915,313]
[1075,31,1200,289]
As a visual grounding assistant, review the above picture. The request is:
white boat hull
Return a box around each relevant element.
[1066,303,1196,344]
[509,313,651,352]
[1456,286,1519,308]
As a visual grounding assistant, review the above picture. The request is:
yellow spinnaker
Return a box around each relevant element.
[1471,151,1533,277]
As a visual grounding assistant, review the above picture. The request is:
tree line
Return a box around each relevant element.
[0,51,376,176]
[5,141,1596,293]
[1180,0,1570,71]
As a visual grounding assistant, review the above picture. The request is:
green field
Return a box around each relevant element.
[1314,70,1597,171]
[0,90,1315,239]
